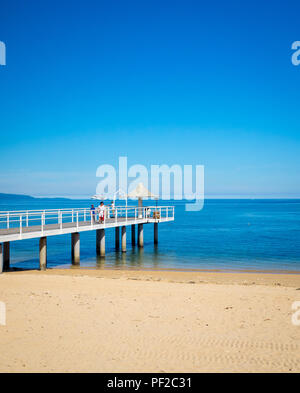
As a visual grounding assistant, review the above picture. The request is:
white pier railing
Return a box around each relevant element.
[0,206,175,235]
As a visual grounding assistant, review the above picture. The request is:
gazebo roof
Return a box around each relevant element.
[127,183,158,199]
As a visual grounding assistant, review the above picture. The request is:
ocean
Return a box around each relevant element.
[1,197,300,272]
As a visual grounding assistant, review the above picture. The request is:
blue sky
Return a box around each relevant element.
[0,0,299,198]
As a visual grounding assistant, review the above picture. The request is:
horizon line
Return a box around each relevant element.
[1,192,300,200]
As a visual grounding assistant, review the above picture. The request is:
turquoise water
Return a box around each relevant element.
[1,198,300,272]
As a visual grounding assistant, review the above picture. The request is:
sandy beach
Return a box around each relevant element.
[0,268,299,373]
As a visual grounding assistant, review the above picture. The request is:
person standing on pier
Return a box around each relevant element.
[90,204,96,223]
[98,202,105,224]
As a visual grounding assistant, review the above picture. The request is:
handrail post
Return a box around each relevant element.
[90,211,93,227]
[60,212,63,230]
[76,211,79,229]
[7,212,9,229]
[42,212,45,234]
[72,209,74,223]
[26,212,29,227]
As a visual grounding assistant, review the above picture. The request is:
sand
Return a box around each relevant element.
[0,269,299,373]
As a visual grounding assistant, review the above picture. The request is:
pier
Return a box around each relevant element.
[0,206,174,273]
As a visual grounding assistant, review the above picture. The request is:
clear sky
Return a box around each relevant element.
[0,0,299,198]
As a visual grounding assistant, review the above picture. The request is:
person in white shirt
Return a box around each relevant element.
[98,202,106,223]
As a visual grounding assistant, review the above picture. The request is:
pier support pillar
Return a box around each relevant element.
[154,223,158,245]
[96,229,100,255]
[121,226,126,253]
[138,198,143,218]
[138,224,144,248]
[97,229,105,257]
[115,227,120,250]
[131,224,136,246]
[39,237,47,271]
[71,232,80,265]
[0,244,3,274]
[3,242,10,271]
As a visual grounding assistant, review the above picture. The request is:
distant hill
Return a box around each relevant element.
[0,193,75,201]
[0,193,35,200]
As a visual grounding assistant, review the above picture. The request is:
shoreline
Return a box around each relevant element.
[10,265,300,274]
[6,267,300,288]
[61,265,300,275]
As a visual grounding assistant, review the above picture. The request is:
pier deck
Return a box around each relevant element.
[0,216,172,242]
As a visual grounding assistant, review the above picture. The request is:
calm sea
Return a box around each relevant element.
[1,198,300,272]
